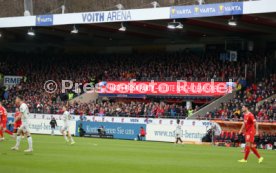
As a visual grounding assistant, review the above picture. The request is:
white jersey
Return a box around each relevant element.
[62,111,71,127]
[175,125,182,136]
[20,103,29,125]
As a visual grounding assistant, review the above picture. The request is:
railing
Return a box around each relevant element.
[256,94,276,108]
[188,90,237,119]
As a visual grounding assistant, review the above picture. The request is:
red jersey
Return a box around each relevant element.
[140,129,146,136]
[0,106,7,123]
[14,111,22,128]
[244,112,256,133]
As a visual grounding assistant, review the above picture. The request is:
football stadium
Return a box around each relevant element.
[0,0,276,173]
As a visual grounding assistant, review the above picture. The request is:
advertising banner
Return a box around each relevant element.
[4,76,23,87]
[36,15,53,26]
[98,81,234,96]
[27,113,67,120]
[85,116,215,127]
[76,121,145,140]
[146,124,210,142]
[170,2,243,19]
[28,119,76,135]
[6,117,76,135]
[8,113,215,126]
[54,7,170,25]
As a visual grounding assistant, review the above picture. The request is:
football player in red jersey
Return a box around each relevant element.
[238,104,264,163]
[0,101,13,141]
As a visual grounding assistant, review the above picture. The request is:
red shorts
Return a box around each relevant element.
[0,121,7,129]
[245,131,256,143]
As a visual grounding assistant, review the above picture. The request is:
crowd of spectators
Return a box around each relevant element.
[0,52,275,121]
[59,101,189,118]
[2,52,265,82]
[204,75,276,122]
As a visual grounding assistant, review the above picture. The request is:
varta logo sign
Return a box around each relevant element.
[172,7,192,15]
[36,15,53,26]
[219,4,242,12]
[224,5,242,12]
[195,6,216,13]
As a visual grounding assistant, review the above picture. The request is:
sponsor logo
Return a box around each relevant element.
[130,119,139,123]
[219,4,242,13]
[36,15,53,26]
[82,10,131,23]
[4,76,22,86]
[202,121,213,127]
[170,2,243,18]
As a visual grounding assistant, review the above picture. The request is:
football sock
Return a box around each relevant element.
[27,136,33,149]
[251,147,261,159]
[15,135,21,148]
[64,134,68,141]
[5,130,13,135]
[0,130,3,138]
[244,146,250,160]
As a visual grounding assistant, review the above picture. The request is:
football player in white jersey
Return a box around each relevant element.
[11,96,33,152]
[61,106,75,145]
[175,119,183,144]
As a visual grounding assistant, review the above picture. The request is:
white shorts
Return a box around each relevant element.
[19,124,30,134]
[175,133,181,138]
[61,126,70,132]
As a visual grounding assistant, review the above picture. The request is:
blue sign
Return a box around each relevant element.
[170,2,243,19]
[76,121,146,140]
[36,15,54,26]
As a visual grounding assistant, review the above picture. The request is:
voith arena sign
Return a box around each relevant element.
[82,10,132,23]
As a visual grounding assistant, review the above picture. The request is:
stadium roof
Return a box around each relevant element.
[1,12,276,52]
[0,0,249,17]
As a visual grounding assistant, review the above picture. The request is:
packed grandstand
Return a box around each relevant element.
[0,52,275,122]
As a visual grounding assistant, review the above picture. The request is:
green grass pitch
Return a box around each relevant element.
[0,135,275,173]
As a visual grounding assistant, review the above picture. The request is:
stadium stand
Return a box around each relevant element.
[0,52,275,121]
[203,76,276,122]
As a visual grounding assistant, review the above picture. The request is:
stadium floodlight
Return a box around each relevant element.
[151,1,160,8]
[175,23,183,29]
[228,16,237,26]
[71,25,78,34]
[167,20,183,29]
[115,4,124,10]
[196,0,205,5]
[119,23,126,32]
[27,28,35,36]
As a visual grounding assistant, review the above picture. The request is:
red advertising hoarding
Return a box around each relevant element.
[98,81,235,96]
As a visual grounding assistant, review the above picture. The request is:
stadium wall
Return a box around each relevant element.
[7,113,217,142]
